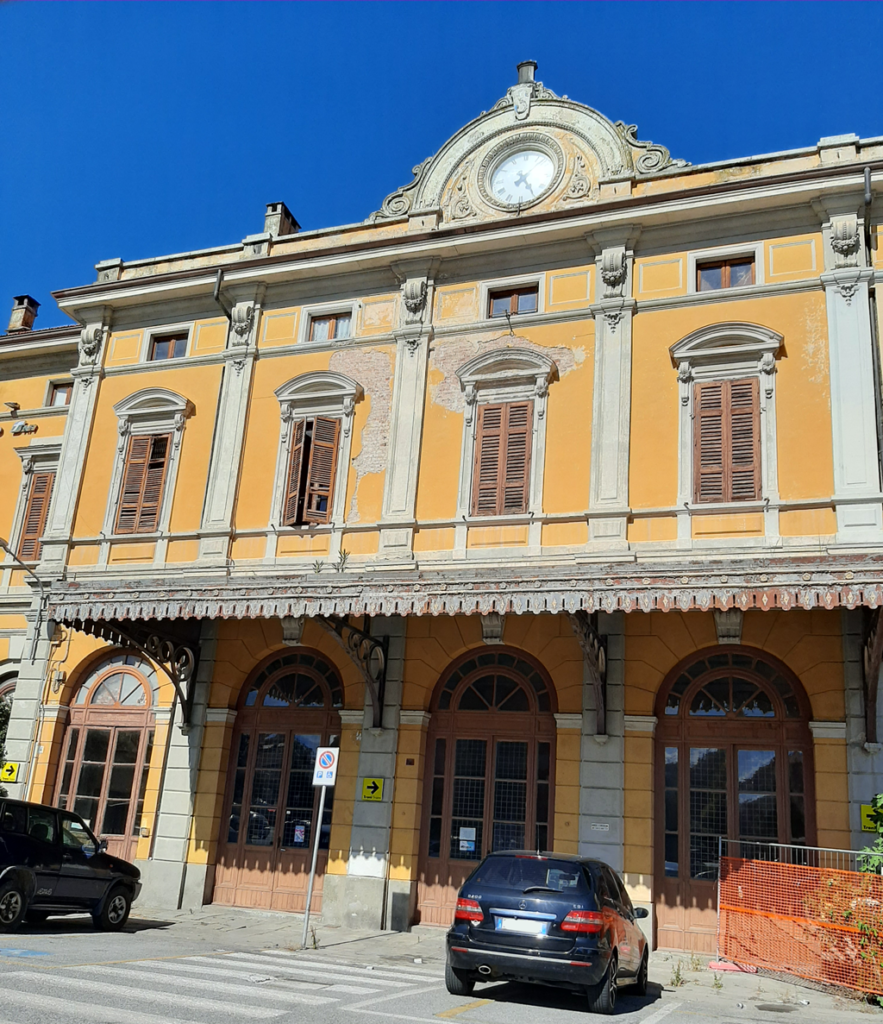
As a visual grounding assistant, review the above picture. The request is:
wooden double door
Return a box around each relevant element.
[214,710,338,912]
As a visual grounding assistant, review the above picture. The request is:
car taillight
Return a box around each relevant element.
[560,910,603,933]
[454,898,483,922]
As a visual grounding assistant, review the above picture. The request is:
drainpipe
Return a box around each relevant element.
[213,268,232,321]
[146,687,179,862]
[862,168,883,487]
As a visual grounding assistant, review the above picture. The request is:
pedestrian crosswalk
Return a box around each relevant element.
[0,949,445,1023]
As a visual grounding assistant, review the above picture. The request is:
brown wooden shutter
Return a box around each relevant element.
[729,378,761,500]
[115,434,171,534]
[473,404,504,515]
[17,471,55,560]
[303,417,340,524]
[501,401,533,514]
[471,401,533,516]
[693,379,760,503]
[283,419,306,526]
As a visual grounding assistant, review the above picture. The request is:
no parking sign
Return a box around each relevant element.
[312,746,339,787]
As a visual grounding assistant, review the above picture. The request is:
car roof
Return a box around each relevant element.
[482,850,615,870]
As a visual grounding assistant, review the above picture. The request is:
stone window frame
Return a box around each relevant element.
[479,272,546,324]
[670,322,782,542]
[687,242,764,296]
[296,301,359,347]
[5,441,61,577]
[100,389,195,556]
[141,321,194,363]
[270,372,364,534]
[454,348,558,551]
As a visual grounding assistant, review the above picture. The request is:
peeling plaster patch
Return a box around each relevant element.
[429,332,582,413]
[800,303,828,384]
[330,348,392,522]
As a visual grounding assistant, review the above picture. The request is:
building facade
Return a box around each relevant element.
[2,63,883,952]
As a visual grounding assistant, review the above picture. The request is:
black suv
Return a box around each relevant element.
[0,799,141,932]
[446,851,648,1015]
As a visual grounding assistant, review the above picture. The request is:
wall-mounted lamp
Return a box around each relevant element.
[4,402,20,415]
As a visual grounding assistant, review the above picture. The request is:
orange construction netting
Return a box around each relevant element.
[718,856,883,994]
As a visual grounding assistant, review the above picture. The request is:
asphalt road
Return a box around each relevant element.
[0,910,874,1024]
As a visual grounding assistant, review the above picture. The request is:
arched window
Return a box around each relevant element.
[417,648,557,927]
[215,650,344,914]
[56,653,158,862]
[655,646,814,953]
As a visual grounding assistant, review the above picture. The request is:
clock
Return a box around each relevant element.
[490,149,556,205]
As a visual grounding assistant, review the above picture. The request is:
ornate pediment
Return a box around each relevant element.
[371,61,687,225]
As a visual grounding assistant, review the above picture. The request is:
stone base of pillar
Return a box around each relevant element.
[321,873,386,930]
[135,859,211,911]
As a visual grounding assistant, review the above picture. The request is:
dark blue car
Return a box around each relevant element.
[0,799,141,932]
[446,851,648,1015]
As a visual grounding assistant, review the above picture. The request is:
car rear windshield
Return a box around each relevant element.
[470,856,589,893]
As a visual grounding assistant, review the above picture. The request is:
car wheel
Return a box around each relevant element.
[25,910,49,925]
[0,881,27,933]
[634,949,649,997]
[587,954,617,1015]
[445,963,475,997]
[92,887,132,931]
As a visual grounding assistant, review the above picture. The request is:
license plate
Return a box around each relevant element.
[495,917,547,935]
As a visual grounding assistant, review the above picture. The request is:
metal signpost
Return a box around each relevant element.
[301,746,338,948]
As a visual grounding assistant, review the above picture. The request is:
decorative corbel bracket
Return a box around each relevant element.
[65,616,200,732]
[568,611,607,737]
[317,616,388,729]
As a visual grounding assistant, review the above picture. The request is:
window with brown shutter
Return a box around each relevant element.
[115,434,171,534]
[471,401,533,516]
[693,378,760,503]
[282,417,341,526]
[17,471,55,561]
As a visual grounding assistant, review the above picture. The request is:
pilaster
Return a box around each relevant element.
[135,620,217,909]
[321,616,405,930]
[40,313,109,571]
[378,262,437,562]
[198,291,264,564]
[816,198,883,543]
[587,231,638,549]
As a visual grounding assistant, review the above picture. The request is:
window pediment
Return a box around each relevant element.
[670,322,783,375]
[275,371,363,417]
[456,347,558,397]
[113,388,195,433]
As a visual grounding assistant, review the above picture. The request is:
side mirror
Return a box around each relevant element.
[634,906,649,919]
[97,839,108,854]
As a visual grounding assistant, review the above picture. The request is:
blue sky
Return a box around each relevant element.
[2,1,882,328]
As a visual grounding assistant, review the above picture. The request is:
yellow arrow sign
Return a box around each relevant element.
[361,778,384,801]
[1,762,19,783]
[861,804,878,832]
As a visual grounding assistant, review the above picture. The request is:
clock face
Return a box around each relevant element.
[490,149,556,205]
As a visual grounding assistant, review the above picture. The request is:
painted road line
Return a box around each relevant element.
[0,986,198,1024]
[1,970,285,1018]
[75,963,339,1004]
[435,998,492,1018]
[220,952,416,987]
[123,957,328,990]
[640,1003,683,1024]
[262,952,442,981]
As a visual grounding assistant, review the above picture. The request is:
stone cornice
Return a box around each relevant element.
[47,552,883,622]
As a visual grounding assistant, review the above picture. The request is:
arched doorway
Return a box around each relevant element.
[213,650,343,913]
[417,648,557,926]
[655,646,815,952]
[55,653,158,862]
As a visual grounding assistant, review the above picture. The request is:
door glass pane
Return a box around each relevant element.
[246,733,284,846]
[228,733,250,844]
[57,727,80,810]
[428,738,446,858]
[738,749,778,854]
[133,730,154,836]
[493,741,527,852]
[73,728,110,830]
[535,741,550,852]
[282,734,319,848]
[102,730,141,835]
[450,739,485,860]
[664,747,679,877]
[689,747,726,879]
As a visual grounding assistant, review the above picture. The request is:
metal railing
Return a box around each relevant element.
[718,837,876,874]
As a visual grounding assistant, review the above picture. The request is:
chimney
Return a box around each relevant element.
[7,295,39,334]
[517,60,537,85]
[264,202,301,237]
